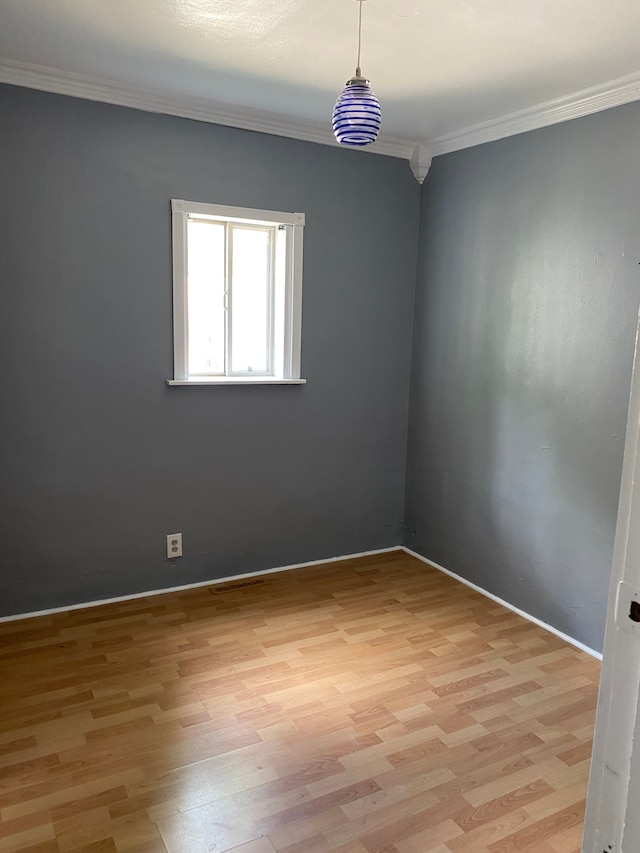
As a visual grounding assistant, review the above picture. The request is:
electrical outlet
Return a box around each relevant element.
[166,533,182,559]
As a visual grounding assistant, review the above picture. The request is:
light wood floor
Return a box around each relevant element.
[0,551,601,853]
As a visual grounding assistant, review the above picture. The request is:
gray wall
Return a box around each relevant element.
[405,104,640,651]
[0,83,419,616]
[2,81,636,649]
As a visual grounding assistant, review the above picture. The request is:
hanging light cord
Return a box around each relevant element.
[355,0,363,77]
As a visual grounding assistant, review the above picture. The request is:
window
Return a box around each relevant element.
[169,200,305,385]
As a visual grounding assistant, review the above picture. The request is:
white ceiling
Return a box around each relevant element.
[1,0,640,168]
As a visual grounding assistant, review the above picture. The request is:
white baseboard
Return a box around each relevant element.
[0,546,403,624]
[402,546,603,661]
[1,545,604,662]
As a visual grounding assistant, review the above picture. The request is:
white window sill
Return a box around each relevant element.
[167,378,307,386]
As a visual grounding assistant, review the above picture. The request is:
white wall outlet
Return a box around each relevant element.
[166,533,182,559]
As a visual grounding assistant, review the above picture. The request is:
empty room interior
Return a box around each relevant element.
[2,2,640,852]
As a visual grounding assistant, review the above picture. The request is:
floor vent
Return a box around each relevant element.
[211,578,268,594]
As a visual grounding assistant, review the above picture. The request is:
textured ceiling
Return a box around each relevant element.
[1,0,640,156]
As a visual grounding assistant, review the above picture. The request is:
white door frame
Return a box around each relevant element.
[583,316,640,852]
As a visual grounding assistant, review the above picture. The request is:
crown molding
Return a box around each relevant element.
[2,57,640,175]
[429,69,640,156]
[0,58,414,161]
[410,143,433,183]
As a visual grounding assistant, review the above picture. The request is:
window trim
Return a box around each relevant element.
[169,199,305,385]
[166,378,307,386]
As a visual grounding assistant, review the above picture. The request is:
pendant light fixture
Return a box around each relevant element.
[332,0,381,147]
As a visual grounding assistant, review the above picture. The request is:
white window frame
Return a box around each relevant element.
[168,199,305,385]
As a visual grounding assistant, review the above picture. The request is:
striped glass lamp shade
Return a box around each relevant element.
[332,77,381,146]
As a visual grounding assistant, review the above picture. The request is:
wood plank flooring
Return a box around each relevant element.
[0,551,601,853]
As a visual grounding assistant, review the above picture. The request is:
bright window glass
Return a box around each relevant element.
[171,200,304,384]
[230,227,272,375]
[186,220,226,375]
